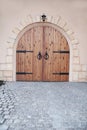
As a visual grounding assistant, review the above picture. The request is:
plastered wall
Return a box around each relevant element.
[0,0,87,81]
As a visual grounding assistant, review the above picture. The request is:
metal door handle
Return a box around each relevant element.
[44,51,49,60]
[37,52,42,60]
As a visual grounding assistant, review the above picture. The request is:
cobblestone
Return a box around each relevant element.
[0,125,8,130]
[0,83,15,129]
[0,82,87,130]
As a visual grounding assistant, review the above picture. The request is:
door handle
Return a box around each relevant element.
[37,52,42,60]
[44,51,49,60]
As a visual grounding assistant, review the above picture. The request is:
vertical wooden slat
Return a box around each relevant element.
[33,26,43,81]
[43,26,54,81]
[16,36,25,81]
[52,30,61,81]
[60,36,69,81]
[25,29,33,81]
[20,35,25,81]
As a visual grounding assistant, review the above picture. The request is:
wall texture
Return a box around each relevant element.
[0,0,87,81]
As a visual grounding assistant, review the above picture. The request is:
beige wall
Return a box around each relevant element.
[0,0,87,63]
[0,0,87,81]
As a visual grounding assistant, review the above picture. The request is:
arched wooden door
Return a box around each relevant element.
[16,23,70,81]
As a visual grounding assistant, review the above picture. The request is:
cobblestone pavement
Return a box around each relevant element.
[0,82,87,130]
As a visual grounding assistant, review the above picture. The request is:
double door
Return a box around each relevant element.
[16,25,69,81]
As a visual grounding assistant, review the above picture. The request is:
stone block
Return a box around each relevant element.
[35,16,40,22]
[8,37,15,44]
[3,71,12,77]
[12,27,20,35]
[63,24,69,32]
[68,34,75,40]
[28,15,33,22]
[56,16,61,24]
[73,64,81,71]
[6,56,12,63]
[72,72,79,81]
[6,77,13,81]
[53,17,57,24]
[58,20,66,28]
[7,48,13,56]
[6,64,13,70]
[73,57,80,64]
[66,30,74,35]
[49,16,53,23]
[7,42,14,48]
[86,72,87,81]
[71,39,79,44]
[17,24,24,30]
[78,78,86,82]
[81,65,87,71]
[2,77,7,81]
[72,44,78,49]
[46,16,51,22]
[0,71,3,77]
[0,77,4,80]
[24,19,30,26]
[73,49,79,56]
[0,64,6,70]
[78,72,86,79]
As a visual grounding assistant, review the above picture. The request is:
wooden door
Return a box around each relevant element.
[16,26,43,81]
[16,23,69,81]
[43,27,61,81]
[43,26,69,81]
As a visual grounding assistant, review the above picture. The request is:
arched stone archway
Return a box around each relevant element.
[4,15,87,82]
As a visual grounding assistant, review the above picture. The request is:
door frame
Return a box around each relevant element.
[13,22,72,81]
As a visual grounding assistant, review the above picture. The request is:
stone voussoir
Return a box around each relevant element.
[73,49,79,57]
[73,56,80,64]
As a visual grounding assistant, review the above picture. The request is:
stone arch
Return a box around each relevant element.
[5,15,86,82]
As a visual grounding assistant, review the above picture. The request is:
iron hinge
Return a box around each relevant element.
[53,51,69,53]
[53,72,69,75]
[16,50,33,53]
[16,72,33,75]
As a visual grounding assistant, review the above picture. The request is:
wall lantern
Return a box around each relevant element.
[41,14,47,22]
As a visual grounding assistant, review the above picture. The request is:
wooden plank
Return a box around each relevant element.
[17,53,25,81]
[60,35,69,51]
[52,29,61,81]
[60,54,67,81]
[24,29,33,81]
[33,26,43,81]
[60,35,69,81]
[66,53,69,81]
[43,26,54,81]
[16,53,19,80]
[16,35,26,81]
